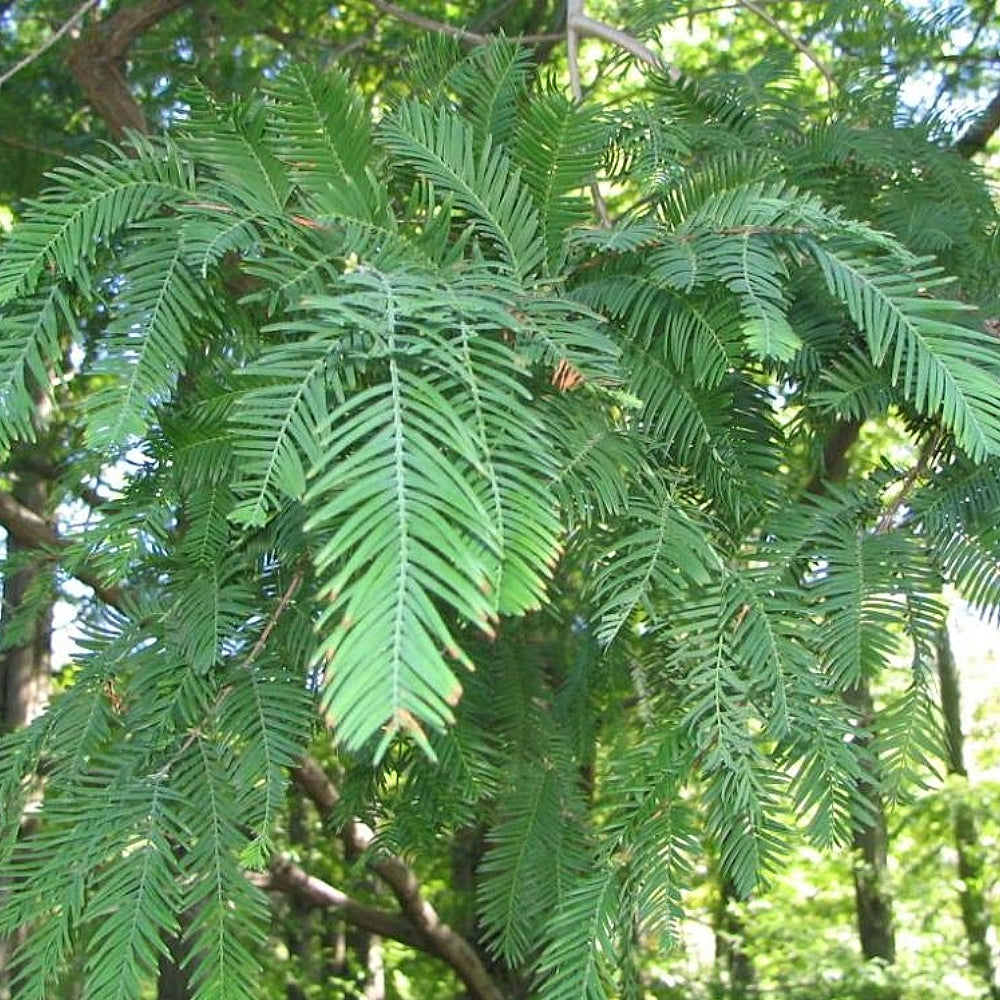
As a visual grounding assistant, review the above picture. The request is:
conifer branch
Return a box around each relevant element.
[0,488,124,608]
[875,429,944,535]
[293,755,503,1000]
[253,860,430,950]
[245,571,304,666]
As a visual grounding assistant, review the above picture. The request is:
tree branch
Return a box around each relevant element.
[293,755,503,1000]
[65,0,191,137]
[253,860,431,952]
[955,89,1000,158]
[369,0,679,79]
[369,0,560,44]
[875,429,943,535]
[570,13,676,77]
[0,489,124,609]
[739,0,835,95]
[370,0,487,43]
[0,0,101,90]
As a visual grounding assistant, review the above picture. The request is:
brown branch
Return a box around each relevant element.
[875,429,944,535]
[955,90,1000,159]
[244,571,304,666]
[369,0,560,44]
[0,489,123,609]
[293,755,503,1000]
[739,0,835,95]
[0,0,101,90]
[369,0,679,77]
[253,860,431,951]
[570,13,677,78]
[370,0,487,43]
[65,0,192,138]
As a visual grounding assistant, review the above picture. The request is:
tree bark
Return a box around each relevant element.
[65,0,191,139]
[291,757,504,1000]
[0,470,53,733]
[844,680,897,967]
[156,930,192,1000]
[812,422,898,974]
[937,625,1000,1000]
[0,452,55,1000]
[713,875,758,999]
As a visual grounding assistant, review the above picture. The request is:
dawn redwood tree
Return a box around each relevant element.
[3,8,1000,1000]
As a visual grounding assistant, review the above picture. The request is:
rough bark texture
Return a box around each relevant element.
[937,625,1000,999]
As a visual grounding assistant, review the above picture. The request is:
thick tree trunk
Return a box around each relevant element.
[0,461,54,1000]
[0,468,53,733]
[844,680,897,967]
[937,625,1000,1000]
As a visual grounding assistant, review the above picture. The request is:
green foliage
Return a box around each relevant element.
[2,35,1000,1000]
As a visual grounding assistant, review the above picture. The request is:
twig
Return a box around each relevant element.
[739,0,836,97]
[0,134,66,157]
[0,0,100,90]
[171,568,306,760]
[875,429,944,535]
[244,569,304,666]
[370,0,561,45]
[566,1,612,226]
